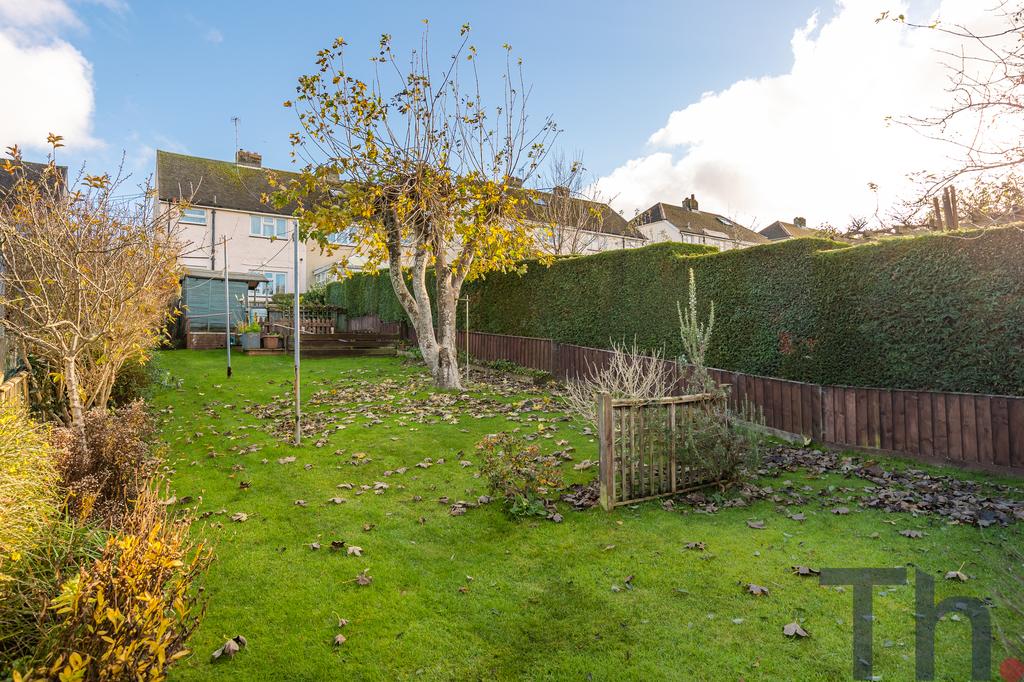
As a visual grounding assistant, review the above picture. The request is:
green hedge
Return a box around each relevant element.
[325,228,1024,395]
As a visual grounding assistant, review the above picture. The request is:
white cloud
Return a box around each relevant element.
[596,0,1012,229]
[0,0,79,29]
[0,0,100,152]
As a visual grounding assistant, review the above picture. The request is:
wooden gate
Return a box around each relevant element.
[597,392,724,511]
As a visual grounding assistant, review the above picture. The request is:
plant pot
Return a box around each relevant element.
[241,332,261,351]
[262,335,281,350]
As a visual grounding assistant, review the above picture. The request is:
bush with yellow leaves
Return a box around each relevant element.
[12,486,210,682]
[0,403,59,572]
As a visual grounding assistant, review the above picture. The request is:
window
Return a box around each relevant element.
[250,215,289,238]
[252,271,287,297]
[327,227,358,245]
[180,208,207,225]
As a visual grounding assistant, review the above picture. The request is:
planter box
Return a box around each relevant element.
[262,335,282,350]
[240,332,261,351]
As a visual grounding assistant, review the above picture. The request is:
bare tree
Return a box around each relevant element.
[0,140,183,430]
[884,3,1024,197]
[533,151,613,255]
[276,25,559,389]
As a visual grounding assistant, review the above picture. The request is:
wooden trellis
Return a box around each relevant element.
[597,392,725,511]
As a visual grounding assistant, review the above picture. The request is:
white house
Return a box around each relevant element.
[155,149,309,304]
[630,194,769,251]
[524,185,646,255]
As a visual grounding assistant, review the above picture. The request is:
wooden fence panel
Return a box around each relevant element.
[1009,398,1024,468]
[0,371,29,408]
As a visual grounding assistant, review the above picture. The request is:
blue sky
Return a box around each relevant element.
[5,1,828,180]
[2,0,980,226]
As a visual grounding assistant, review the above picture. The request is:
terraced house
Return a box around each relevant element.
[630,194,769,250]
[524,185,645,255]
[155,149,308,302]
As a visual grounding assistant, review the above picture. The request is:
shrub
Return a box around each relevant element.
[477,433,564,518]
[0,519,104,675]
[109,358,158,407]
[677,400,760,484]
[564,340,673,427]
[49,402,160,525]
[0,404,59,567]
[22,486,211,682]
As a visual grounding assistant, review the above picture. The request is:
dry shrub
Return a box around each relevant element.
[50,401,160,524]
[20,486,211,682]
[563,340,673,426]
[0,404,59,568]
[477,433,564,518]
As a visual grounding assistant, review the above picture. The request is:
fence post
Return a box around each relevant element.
[598,392,615,511]
[550,340,560,377]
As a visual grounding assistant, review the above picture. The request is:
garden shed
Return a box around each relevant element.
[177,268,264,349]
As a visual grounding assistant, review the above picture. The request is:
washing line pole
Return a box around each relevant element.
[293,223,301,445]
[464,296,470,384]
[223,236,231,378]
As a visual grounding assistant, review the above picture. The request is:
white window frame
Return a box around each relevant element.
[252,271,288,297]
[250,214,290,239]
[180,207,207,225]
[327,226,358,246]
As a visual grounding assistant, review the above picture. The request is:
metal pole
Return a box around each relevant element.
[293,222,301,445]
[464,296,469,384]
[223,236,231,378]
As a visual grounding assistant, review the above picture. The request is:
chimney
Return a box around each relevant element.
[552,185,570,198]
[793,216,807,228]
[682,193,698,211]
[236,149,262,167]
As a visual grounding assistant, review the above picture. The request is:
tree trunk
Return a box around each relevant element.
[63,355,86,433]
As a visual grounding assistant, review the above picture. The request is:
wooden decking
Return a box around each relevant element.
[286,332,399,358]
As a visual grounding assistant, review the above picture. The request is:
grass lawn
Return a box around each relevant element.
[154,350,1023,681]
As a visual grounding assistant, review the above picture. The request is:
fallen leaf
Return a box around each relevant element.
[792,566,820,577]
[347,546,363,557]
[944,570,968,582]
[230,512,248,523]
[900,529,925,538]
[211,635,247,661]
[356,569,372,586]
[684,542,707,551]
[783,622,809,638]
[277,456,296,464]
[746,520,766,530]
[746,583,770,596]
[333,633,346,646]
[832,507,850,515]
